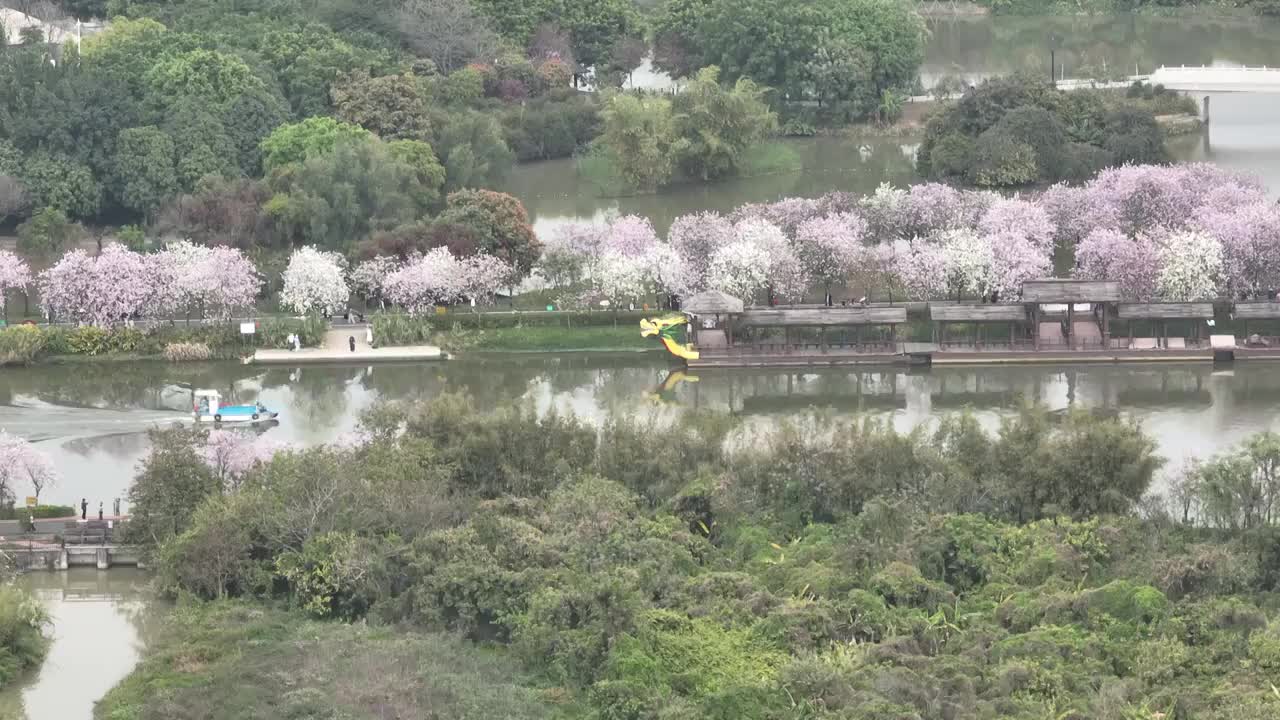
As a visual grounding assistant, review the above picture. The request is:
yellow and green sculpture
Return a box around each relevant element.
[640,314,699,360]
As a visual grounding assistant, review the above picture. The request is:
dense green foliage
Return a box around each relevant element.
[653,0,926,122]
[0,1,585,252]
[0,504,76,520]
[919,76,1184,187]
[592,67,779,192]
[100,393,1280,719]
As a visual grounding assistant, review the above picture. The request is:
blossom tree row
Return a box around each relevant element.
[40,242,262,325]
[535,163,1280,305]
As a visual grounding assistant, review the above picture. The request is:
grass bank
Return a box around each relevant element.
[95,602,563,720]
[372,311,660,353]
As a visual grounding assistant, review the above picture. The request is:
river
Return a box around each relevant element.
[0,569,155,720]
[2,356,1279,508]
[503,13,1280,237]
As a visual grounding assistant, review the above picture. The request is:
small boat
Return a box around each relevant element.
[193,389,278,424]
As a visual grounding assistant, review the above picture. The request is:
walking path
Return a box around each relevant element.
[252,328,444,364]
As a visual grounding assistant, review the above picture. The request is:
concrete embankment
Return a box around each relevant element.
[252,328,445,364]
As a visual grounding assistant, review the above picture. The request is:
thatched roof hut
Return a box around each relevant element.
[682,290,744,315]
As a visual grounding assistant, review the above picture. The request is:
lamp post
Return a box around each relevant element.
[1049,34,1062,88]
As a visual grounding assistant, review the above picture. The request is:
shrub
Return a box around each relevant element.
[0,325,47,365]
[0,503,75,520]
[163,342,213,362]
[0,585,49,686]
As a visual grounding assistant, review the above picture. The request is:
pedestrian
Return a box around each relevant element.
[80,498,87,520]
[113,497,120,517]
[27,513,35,533]
[293,334,301,352]
[98,501,103,521]
[286,333,296,351]
[365,326,374,348]
[349,335,356,352]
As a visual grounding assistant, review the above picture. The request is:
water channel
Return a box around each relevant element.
[0,569,155,720]
[9,12,1280,719]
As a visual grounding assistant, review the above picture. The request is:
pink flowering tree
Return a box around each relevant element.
[894,238,948,300]
[384,248,467,313]
[736,218,807,301]
[794,213,868,297]
[1193,202,1280,299]
[732,198,821,238]
[603,215,659,257]
[460,253,515,304]
[193,246,261,319]
[38,249,95,323]
[203,429,285,491]
[979,198,1055,252]
[668,212,733,291]
[537,222,605,287]
[39,245,150,325]
[1154,230,1224,301]
[0,431,57,503]
[281,247,350,316]
[0,250,32,316]
[350,256,404,309]
[1074,229,1159,301]
[989,232,1051,297]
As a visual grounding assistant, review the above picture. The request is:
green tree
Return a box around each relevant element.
[110,126,180,217]
[164,100,239,190]
[144,48,267,111]
[670,66,776,182]
[433,110,515,190]
[126,427,221,552]
[256,26,395,117]
[1103,106,1169,166]
[690,0,924,110]
[260,116,373,171]
[331,70,433,141]
[437,190,541,277]
[806,34,877,121]
[265,137,428,249]
[17,151,102,219]
[221,85,291,176]
[387,139,447,210]
[16,207,85,259]
[597,92,675,192]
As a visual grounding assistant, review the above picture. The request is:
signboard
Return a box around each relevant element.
[25,496,37,508]
[239,322,257,335]
[435,306,447,315]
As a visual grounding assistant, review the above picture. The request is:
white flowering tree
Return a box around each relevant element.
[706,239,773,301]
[0,431,57,504]
[0,250,32,318]
[281,247,350,316]
[384,248,467,313]
[350,256,404,309]
[794,213,867,297]
[1155,230,1224,301]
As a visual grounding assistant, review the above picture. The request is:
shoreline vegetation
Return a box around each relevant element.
[91,396,1280,719]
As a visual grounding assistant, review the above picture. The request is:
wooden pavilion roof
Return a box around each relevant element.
[1233,302,1280,319]
[738,307,907,327]
[1117,303,1214,320]
[1021,279,1122,303]
[930,304,1027,322]
[682,290,744,315]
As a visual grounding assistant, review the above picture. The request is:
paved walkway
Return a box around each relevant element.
[253,328,444,364]
[0,515,125,538]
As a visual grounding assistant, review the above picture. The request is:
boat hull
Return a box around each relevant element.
[193,405,279,424]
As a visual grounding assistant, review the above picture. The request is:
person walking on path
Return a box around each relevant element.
[365,326,374,348]
[349,335,356,352]
[80,498,87,520]
[113,498,120,517]
[98,501,103,521]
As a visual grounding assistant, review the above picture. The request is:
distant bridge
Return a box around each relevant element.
[1142,66,1280,94]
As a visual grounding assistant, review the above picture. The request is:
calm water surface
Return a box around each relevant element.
[1,357,1279,506]
[0,569,156,720]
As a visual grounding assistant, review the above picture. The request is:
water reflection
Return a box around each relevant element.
[4,358,1280,503]
[0,568,158,720]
